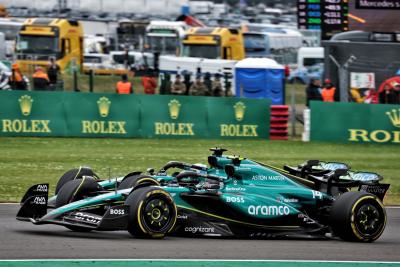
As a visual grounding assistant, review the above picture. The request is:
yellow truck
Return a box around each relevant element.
[15,18,83,73]
[181,27,245,60]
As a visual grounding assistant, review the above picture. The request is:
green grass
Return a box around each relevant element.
[0,137,398,205]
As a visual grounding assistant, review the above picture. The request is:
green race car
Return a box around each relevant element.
[17,148,389,242]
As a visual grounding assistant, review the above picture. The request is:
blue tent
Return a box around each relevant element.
[235,58,285,104]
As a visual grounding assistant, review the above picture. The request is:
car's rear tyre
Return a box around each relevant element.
[125,187,177,239]
[330,191,386,242]
[56,178,103,232]
[118,175,159,190]
[55,167,99,194]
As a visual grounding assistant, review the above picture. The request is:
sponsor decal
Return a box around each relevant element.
[168,99,181,120]
[109,208,125,215]
[36,184,48,192]
[311,190,323,199]
[177,214,188,220]
[348,109,400,143]
[219,102,259,137]
[1,96,52,133]
[154,122,194,136]
[32,196,46,205]
[225,196,245,203]
[82,120,127,134]
[224,186,246,192]
[359,184,390,200]
[74,212,101,224]
[248,205,290,216]
[97,97,111,118]
[234,102,246,122]
[81,97,127,135]
[251,175,285,181]
[277,197,298,203]
[19,95,33,116]
[184,226,215,234]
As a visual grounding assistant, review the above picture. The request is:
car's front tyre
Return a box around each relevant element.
[125,187,177,239]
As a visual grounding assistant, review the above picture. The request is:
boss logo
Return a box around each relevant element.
[110,208,125,215]
[36,184,48,192]
[32,196,46,205]
[225,196,244,203]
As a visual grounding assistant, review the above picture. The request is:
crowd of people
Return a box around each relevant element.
[3,59,400,105]
[115,71,227,97]
[306,76,400,106]
[2,58,60,91]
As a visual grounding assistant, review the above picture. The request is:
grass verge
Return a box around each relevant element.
[0,137,398,204]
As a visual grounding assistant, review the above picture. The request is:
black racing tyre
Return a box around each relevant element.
[55,178,103,232]
[330,191,386,242]
[55,167,99,194]
[55,178,103,208]
[125,187,177,239]
[117,175,159,190]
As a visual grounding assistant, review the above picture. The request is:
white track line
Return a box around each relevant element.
[0,259,399,264]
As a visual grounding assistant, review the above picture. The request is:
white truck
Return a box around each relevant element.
[145,21,189,56]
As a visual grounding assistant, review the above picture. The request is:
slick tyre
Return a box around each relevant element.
[55,167,99,194]
[55,178,103,232]
[330,191,386,242]
[118,175,159,190]
[125,187,177,239]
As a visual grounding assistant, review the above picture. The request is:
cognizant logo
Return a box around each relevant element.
[248,205,290,216]
[184,226,215,234]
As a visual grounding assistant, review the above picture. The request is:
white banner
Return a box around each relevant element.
[350,72,375,89]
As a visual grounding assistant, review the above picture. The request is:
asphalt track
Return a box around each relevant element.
[1,204,399,261]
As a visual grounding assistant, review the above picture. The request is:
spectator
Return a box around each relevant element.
[394,83,400,104]
[116,74,133,94]
[189,75,208,96]
[142,69,157,94]
[32,66,50,91]
[47,58,60,90]
[350,88,364,103]
[203,72,212,96]
[321,78,338,102]
[8,63,27,90]
[183,71,192,95]
[306,78,322,106]
[170,74,186,95]
[212,73,224,97]
[159,73,171,95]
[363,88,379,104]
[379,84,398,104]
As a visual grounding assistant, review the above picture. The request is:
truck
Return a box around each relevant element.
[181,27,245,60]
[145,21,188,56]
[15,18,84,73]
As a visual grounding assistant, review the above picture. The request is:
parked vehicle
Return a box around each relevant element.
[15,18,84,73]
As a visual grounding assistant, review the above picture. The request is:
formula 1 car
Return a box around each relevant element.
[16,148,390,242]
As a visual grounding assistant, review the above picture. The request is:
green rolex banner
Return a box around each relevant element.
[310,101,400,144]
[0,91,270,139]
[139,95,208,138]
[64,93,140,137]
[0,91,67,136]
[207,98,270,139]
